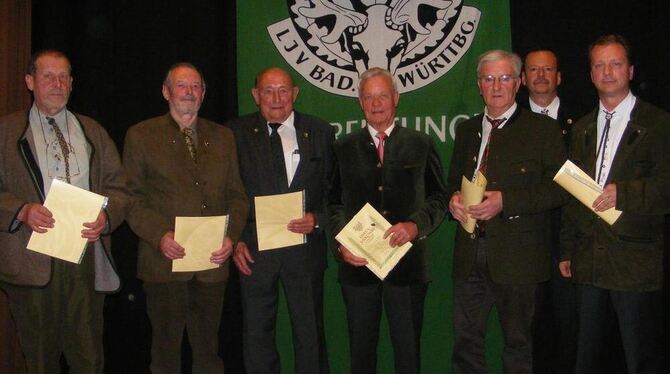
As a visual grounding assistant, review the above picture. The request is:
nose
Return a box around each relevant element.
[603,63,613,76]
[492,78,501,90]
[537,68,545,77]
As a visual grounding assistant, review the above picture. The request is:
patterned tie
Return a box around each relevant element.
[478,116,506,176]
[376,132,387,163]
[595,111,615,185]
[47,116,71,183]
[269,123,289,192]
[540,108,550,116]
[182,128,197,163]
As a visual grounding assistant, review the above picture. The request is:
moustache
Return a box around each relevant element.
[533,78,549,85]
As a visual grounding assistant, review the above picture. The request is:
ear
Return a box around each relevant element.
[556,71,562,86]
[628,65,634,81]
[513,77,521,94]
[291,86,300,102]
[25,74,35,92]
[521,71,527,87]
[162,85,170,101]
[251,88,261,106]
[392,90,400,107]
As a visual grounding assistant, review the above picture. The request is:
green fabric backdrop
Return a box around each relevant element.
[236,1,511,372]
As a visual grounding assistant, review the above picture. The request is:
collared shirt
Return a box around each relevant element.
[367,123,395,148]
[529,96,560,120]
[29,104,91,192]
[595,91,636,187]
[267,111,299,185]
[474,103,517,175]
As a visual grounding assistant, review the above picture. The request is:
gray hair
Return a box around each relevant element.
[163,62,206,89]
[476,50,522,78]
[358,67,397,94]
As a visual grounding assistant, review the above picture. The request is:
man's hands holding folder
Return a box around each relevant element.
[449,191,503,223]
[338,221,418,267]
[161,231,233,264]
[20,203,106,243]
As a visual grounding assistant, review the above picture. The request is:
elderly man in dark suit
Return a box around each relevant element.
[560,34,670,374]
[228,67,333,374]
[521,48,578,374]
[327,67,448,374]
[0,49,128,373]
[447,49,566,373]
[124,62,249,373]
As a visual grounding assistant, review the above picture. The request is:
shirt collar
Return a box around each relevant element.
[529,96,560,118]
[366,123,395,139]
[266,111,295,130]
[483,102,517,128]
[598,91,635,119]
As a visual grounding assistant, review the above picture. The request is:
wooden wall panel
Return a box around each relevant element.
[1,1,31,373]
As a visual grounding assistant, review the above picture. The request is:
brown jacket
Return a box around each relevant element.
[124,114,248,283]
[0,109,129,291]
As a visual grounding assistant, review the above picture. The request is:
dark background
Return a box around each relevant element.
[29,1,669,373]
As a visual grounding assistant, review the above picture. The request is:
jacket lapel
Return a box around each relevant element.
[289,112,312,190]
[606,116,646,184]
[581,110,599,179]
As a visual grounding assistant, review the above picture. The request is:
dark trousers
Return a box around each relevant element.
[1,253,103,374]
[144,278,226,374]
[341,281,428,374]
[533,258,578,374]
[239,256,329,374]
[452,239,538,374]
[575,284,662,374]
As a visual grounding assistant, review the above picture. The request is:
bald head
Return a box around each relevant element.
[251,67,300,123]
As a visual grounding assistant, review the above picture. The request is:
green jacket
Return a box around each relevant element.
[561,99,670,291]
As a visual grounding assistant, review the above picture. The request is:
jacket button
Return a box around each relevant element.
[378,186,383,191]
[201,203,207,210]
[382,210,389,215]
[377,162,382,168]
[195,181,200,186]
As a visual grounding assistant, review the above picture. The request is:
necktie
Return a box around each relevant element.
[47,116,71,183]
[595,111,615,185]
[376,132,387,163]
[540,108,550,116]
[476,116,505,237]
[269,123,289,192]
[478,116,506,176]
[182,128,197,163]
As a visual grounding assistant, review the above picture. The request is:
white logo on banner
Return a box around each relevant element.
[268,0,481,97]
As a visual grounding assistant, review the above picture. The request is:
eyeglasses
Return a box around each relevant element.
[478,74,517,84]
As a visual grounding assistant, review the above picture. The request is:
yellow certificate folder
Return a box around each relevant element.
[335,203,412,280]
[553,160,622,225]
[460,171,487,233]
[27,179,108,264]
[173,215,228,272]
[255,190,305,251]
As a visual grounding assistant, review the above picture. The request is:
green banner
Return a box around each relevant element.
[237,1,511,372]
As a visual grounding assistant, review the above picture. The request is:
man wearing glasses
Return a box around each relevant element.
[446,49,567,373]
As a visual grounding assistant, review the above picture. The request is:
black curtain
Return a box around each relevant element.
[30,1,668,373]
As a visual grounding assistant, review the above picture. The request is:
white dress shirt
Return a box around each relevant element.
[529,96,560,120]
[595,91,636,187]
[267,111,300,186]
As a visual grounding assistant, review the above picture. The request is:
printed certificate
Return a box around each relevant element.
[27,179,108,264]
[255,190,305,250]
[173,215,228,272]
[335,203,412,280]
[553,160,622,225]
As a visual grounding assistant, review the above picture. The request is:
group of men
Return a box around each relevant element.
[0,33,667,374]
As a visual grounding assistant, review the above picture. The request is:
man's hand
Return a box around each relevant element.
[288,212,317,234]
[384,222,418,247]
[449,192,467,224]
[17,203,54,233]
[82,210,106,242]
[159,231,185,260]
[339,245,367,267]
[559,260,572,278]
[210,237,234,264]
[592,183,616,212]
[468,191,503,221]
[233,241,254,276]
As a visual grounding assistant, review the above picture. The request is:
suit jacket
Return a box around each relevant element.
[328,126,448,286]
[447,107,567,284]
[0,109,129,292]
[124,114,249,283]
[226,111,334,273]
[560,99,670,291]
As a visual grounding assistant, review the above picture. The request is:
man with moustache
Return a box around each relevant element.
[228,67,333,374]
[447,50,566,373]
[521,49,578,374]
[327,67,448,374]
[560,34,670,374]
[124,62,248,373]
[0,49,128,373]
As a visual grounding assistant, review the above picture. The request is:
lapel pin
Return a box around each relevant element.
[254,127,259,133]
